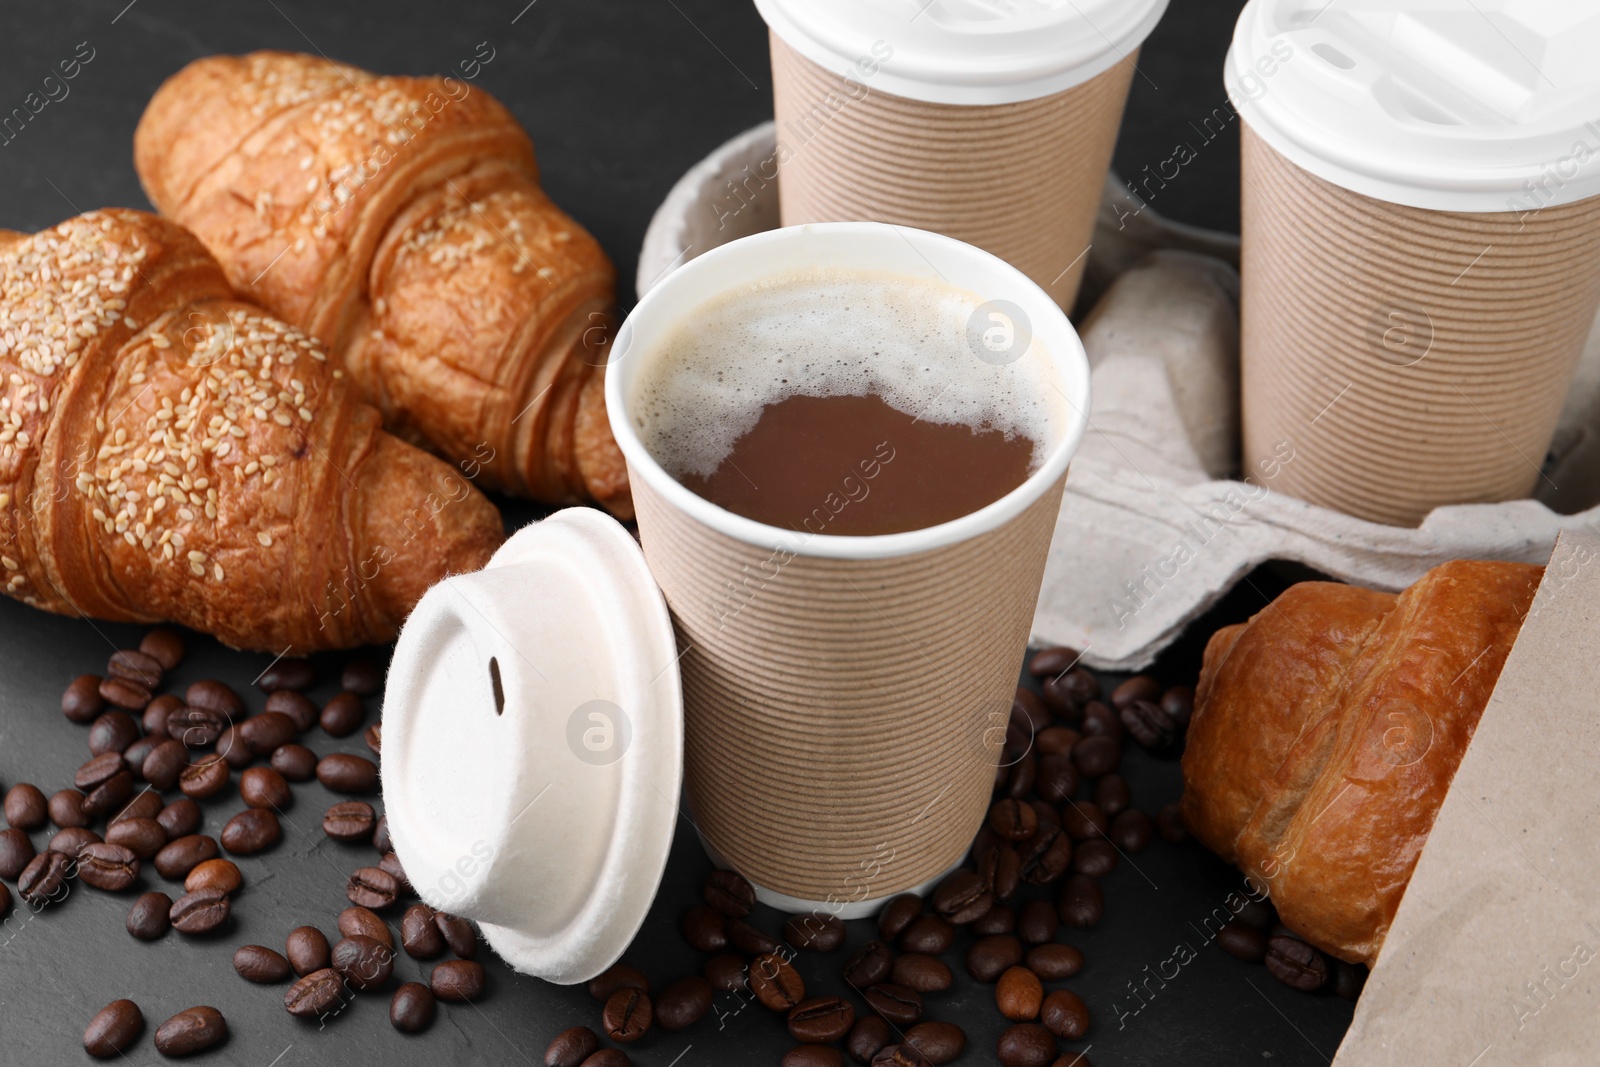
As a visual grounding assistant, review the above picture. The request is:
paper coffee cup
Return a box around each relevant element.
[606,223,1090,916]
[1230,1,1600,527]
[756,0,1168,313]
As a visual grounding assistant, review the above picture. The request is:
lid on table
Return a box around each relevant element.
[754,0,1169,106]
[1228,0,1600,211]
[382,508,683,985]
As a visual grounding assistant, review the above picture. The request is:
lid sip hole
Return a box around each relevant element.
[489,656,505,716]
[1312,42,1356,70]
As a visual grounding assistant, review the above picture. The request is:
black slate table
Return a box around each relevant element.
[0,2,1354,1064]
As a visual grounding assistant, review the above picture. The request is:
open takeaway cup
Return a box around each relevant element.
[756,0,1168,313]
[606,222,1091,916]
[1230,0,1600,526]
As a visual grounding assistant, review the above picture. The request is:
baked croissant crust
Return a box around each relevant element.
[0,209,503,651]
[1180,560,1541,964]
[133,50,630,515]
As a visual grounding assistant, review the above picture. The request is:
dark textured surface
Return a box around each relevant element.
[0,1,1350,1064]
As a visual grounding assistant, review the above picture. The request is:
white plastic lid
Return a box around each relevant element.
[1228,0,1600,212]
[754,0,1169,106]
[381,508,683,985]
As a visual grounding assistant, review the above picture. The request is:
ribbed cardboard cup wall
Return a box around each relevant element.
[1241,125,1600,527]
[631,468,1066,906]
[769,33,1135,312]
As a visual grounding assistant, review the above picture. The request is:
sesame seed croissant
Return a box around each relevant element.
[133,50,631,517]
[0,209,504,651]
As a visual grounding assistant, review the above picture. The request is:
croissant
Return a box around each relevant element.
[0,209,503,651]
[1180,559,1541,965]
[133,50,630,516]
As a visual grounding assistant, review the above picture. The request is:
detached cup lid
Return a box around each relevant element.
[382,508,683,985]
[754,0,1169,106]
[1229,0,1600,211]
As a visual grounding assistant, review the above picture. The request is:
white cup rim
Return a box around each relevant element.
[605,222,1091,561]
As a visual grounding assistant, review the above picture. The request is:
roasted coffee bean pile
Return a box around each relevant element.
[540,647,1364,1066]
[0,627,488,1059]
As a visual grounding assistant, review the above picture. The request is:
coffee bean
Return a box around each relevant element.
[88,711,141,756]
[77,842,139,892]
[891,953,952,993]
[997,965,1044,1021]
[63,674,107,723]
[545,1025,601,1066]
[1161,684,1194,724]
[703,953,748,994]
[1012,688,1052,738]
[111,790,162,826]
[333,934,394,990]
[989,798,1037,841]
[170,886,230,933]
[83,773,133,818]
[139,739,185,792]
[234,944,293,983]
[342,658,383,695]
[390,981,435,1033]
[272,743,318,781]
[379,851,412,894]
[999,751,1037,801]
[0,827,34,880]
[587,963,649,1001]
[317,752,378,793]
[50,826,100,856]
[785,911,846,952]
[347,866,399,910]
[321,692,366,737]
[1108,675,1160,711]
[681,903,728,952]
[1033,755,1078,805]
[786,1046,844,1067]
[972,903,1016,936]
[1053,1054,1093,1067]
[258,689,314,733]
[654,975,712,1031]
[435,910,476,957]
[154,834,218,880]
[843,939,894,988]
[1265,935,1329,992]
[152,1006,227,1056]
[1026,943,1085,980]
[237,713,295,758]
[432,958,486,1002]
[847,1015,893,1063]
[107,647,161,687]
[287,925,332,975]
[703,868,756,917]
[899,914,955,955]
[878,893,922,941]
[338,906,393,950]
[1235,896,1276,931]
[143,694,182,738]
[221,808,281,855]
[4,783,47,830]
[49,788,90,829]
[373,815,391,853]
[167,705,226,750]
[122,890,172,941]
[1080,702,1123,743]
[178,755,229,799]
[18,850,72,905]
[1027,646,1080,677]
[186,679,243,719]
[601,988,653,1042]
[931,868,993,924]
[984,844,1025,899]
[237,767,290,811]
[1108,809,1154,853]
[1020,834,1073,890]
[105,818,166,861]
[123,737,158,778]
[997,1022,1056,1067]
[1072,840,1118,878]
[1088,773,1129,817]
[787,995,855,1043]
[1057,874,1103,928]
[156,799,201,840]
[863,982,922,1026]
[1070,736,1120,778]
[75,752,124,791]
[364,724,382,755]
[750,952,805,1011]
[967,934,1024,982]
[214,724,251,769]
[1059,667,1101,705]
[136,627,184,670]
[1157,803,1188,843]
[1017,900,1059,945]
[258,657,315,693]
[1036,726,1079,758]
[83,998,144,1058]
[398,903,445,958]
[1332,959,1367,1001]
[729,917,780,955]
[285,968,346,1018]
[1121,698,1178,751]
[98,676,151,712]
[185,858,241,895]
[905,1021,966,1065]
[1041,989,1090,1040]
[1215,920,1267,963]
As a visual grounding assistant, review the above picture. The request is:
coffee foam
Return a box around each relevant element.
[629,268,1064,480]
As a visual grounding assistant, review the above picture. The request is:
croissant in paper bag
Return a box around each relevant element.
[1179,560,1541,965]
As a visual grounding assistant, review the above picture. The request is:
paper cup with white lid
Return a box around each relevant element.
[755,0,1168,313]
[605,221,1091,917]
[383,507,684,984]
[1230,0,1600,527]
